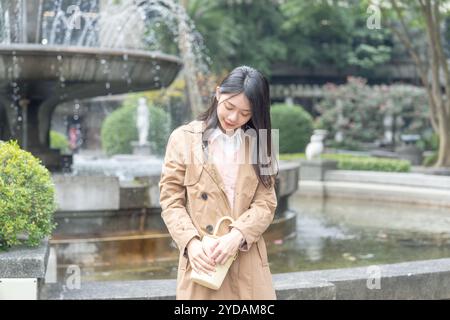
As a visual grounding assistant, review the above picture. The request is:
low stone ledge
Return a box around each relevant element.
[52,175,120,211]
[272,274,335,300]
[296,258,450,299]
[0,239,49,279]
[41,258,450,300]
[325,170,450,190]
[41,279,177,300]
[298,180,450,207]
[0,239,50,299]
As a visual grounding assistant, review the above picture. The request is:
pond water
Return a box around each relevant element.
[50,195,450,283]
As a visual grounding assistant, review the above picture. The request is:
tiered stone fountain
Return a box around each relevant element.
[0,0,182,170]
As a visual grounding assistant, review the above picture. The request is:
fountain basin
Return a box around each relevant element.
[0,44,182,170]
[0,44,181,87]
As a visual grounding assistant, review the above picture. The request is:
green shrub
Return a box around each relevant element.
[279,152,410,172]
[331,155,410,172]
[271,103,314,153]
[316,77,430,151]
[417,131,439,152]
[50,130,70,154]
[101,100,171,156]
[0,141,57,249]
[423,152,438,167]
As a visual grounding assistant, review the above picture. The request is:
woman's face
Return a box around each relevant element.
[216,89,252,133]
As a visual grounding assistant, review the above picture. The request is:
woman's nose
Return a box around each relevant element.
[228,112,238,122]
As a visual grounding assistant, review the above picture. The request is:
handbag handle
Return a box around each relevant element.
[213,216,235,237]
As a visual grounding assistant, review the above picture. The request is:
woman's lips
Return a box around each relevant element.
[225,120,235,127]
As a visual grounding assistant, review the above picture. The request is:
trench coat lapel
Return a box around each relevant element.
[188,121,259,215]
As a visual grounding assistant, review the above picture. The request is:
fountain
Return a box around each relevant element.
[132,97,151,156]
[0,0,301,294]
[0,0,182,170]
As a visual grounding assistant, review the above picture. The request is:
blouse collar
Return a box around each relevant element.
[209,126,243,145]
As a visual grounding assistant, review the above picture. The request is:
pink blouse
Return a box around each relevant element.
[208,127,243,211]
[207,126,247,250]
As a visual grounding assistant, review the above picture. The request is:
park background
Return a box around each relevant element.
[1,0,450,300]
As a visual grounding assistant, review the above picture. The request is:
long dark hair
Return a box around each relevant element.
[198,66,278,189]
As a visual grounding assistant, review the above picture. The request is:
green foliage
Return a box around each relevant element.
[0,141,56,249]
[331,155,410,172]
[280,0,392,70]
[316,77,430,151]
[101,98,171,156]
[50,130,70,154]
[417,131,439,152]
[270,104,314,154]
[140,78,189,131]
[141,0,395,77]
[423,152,438,167]
[180,0,288,75]
[280,152,410,172]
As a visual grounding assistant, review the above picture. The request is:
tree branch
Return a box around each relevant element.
[388,0,439,131]
[431,0,450,120]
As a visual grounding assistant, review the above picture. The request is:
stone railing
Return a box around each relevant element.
[0,239,49,300]
[40,257,450,300]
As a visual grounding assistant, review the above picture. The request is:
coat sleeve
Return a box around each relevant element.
[159,129,201,257]
[229,176,277,251]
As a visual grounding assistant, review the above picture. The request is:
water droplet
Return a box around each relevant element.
[74,115,79,120]
[57,55,63,61]
[42,39,48,45]
[105,82,110,89]
[100,59,106,64]
[123,54,128,61]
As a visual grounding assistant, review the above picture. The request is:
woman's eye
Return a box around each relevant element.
[242,113,250,117]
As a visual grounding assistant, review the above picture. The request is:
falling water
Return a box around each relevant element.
[1,0,212,114]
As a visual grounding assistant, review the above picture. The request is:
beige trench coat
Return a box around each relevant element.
[159,120,277,300]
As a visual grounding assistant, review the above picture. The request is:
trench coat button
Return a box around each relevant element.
[201,192,208,200]
[206,224,214,234]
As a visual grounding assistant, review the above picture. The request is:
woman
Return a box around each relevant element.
[159,66,279,299]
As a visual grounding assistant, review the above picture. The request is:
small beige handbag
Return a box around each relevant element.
[190,216,238,290]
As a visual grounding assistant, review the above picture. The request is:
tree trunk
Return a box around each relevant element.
[389,0,450,167]
[435,115,450,166]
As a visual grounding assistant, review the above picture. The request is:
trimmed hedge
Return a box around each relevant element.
[50,130,70,154]
[280,153,411,172]
[0,141,57,249]
[270,103,314,153]
[101,100,171,156]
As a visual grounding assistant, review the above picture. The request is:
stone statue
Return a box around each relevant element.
[305,130,328,160]
[136,97,149,146]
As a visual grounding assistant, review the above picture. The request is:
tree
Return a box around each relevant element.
[378,0,450,166]
[280,0,393,70]
[186,0,287,76]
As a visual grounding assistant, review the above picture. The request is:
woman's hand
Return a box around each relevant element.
[186,238,216,275]
[210,228,244,265]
